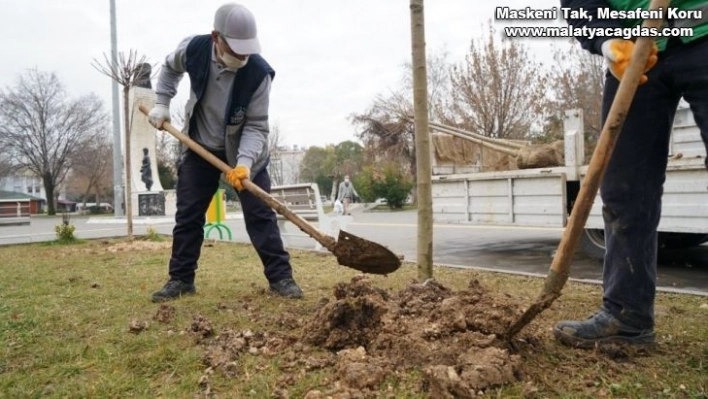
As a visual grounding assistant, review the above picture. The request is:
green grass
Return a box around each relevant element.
[0,238,706,398]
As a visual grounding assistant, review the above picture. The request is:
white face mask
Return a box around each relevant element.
[221,51,248,69]
[218,38,249,69]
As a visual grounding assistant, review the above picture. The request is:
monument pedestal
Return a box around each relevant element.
[137,192,165,216]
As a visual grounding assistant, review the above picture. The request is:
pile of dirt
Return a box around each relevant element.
[303,277,525,397]
[193,276,530,398]
[303,275,390,350]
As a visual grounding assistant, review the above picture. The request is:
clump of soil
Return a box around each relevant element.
[196,276,529,398]
[190,315,215,341]
[128,319,148,334]
[303,275,390,350]
[202,329,307,378]
[306,277,525,397]
[154,304,175,324]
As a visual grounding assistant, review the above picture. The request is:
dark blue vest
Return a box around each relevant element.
[184,34,275,137]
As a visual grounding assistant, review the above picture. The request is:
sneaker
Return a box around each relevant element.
[151,280,196,302]
[553,310,655,348]
[269,278,303,299]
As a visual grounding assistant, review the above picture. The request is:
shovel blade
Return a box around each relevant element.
[333,230,402,275]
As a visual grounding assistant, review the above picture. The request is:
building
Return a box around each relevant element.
[0,169,44,198]
[0,190,44,216]
[0,168,67,211]
[269,145,306,186]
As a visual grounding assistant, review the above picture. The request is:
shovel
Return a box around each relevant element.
[504,0,669,340]
[138,104,401,274]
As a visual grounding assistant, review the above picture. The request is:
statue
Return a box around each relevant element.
[140,147,153,191]
[135,63,152,89]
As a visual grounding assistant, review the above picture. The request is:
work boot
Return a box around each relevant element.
[151,280,196,302]
[553,309,655,348]
[269,278,303,299]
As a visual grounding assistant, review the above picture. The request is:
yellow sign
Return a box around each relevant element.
[205,189,232,240]
[206,189,226,224]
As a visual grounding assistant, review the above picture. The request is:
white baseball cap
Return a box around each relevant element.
[214,3,261,55]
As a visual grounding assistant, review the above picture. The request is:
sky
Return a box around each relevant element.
[0,0,568,149]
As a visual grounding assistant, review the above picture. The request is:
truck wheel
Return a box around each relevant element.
[580,229,605,261]
[659,233,708,249]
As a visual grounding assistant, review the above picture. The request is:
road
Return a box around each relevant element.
[1,210,707,295]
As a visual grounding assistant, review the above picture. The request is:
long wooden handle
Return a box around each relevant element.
[505,0,670,339]
[138,104,337,251]
[550,4,666,280]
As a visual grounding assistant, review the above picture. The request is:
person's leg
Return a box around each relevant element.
[237,167,302,298]
[674,38,708,169]
[554,56,681,347]
[600,75,680,327]
[152,149,221,302]
[343,197,350,215]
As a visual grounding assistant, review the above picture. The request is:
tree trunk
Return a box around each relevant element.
[81,183,94,210]
[410,0,433,280]
[123,87,133,240]
[43,172,56,215]
[330,178,339,203]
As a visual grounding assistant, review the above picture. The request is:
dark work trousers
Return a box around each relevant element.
[168,149,292,284]
[600,36,708,330]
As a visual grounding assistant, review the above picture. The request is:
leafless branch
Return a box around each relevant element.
[0,68,107,214]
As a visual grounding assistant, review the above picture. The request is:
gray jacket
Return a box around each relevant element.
[337,181,358,200]
[155,35,271,173]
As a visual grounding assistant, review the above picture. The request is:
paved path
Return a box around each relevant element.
[2,209,707,296]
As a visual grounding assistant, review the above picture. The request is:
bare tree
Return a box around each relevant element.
[268,123,284,186]
[450,23,548,140]
[351,48,453,201]
[0,157,14,181]
[546,40,605,154]
[352,94,416,176]
[70,132,113,209]
[402,48,454,124]
[0,69,106,215]
[93,50,152,240]
[152,101,184,190]
[155,132,180,170]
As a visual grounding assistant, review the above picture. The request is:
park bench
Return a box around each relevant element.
[270,183,352,250]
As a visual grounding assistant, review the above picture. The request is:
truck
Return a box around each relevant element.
[431,107,708,260]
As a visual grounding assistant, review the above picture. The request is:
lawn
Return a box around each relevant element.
[0,237,706,398]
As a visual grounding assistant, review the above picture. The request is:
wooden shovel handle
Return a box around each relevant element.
[137,104,337,252]
[505,0,671,340]
[549,8,666,279]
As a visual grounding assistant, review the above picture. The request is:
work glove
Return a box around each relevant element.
[147,104,171,130]
[226,165,250,191]
[601,39,658,84]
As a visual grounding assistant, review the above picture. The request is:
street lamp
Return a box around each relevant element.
[110,0,124,217]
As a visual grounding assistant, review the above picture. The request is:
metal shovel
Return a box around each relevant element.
[138,104,402,274]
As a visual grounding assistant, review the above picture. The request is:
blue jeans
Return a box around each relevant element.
[600,36,708,330]
[168,149,292,284]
